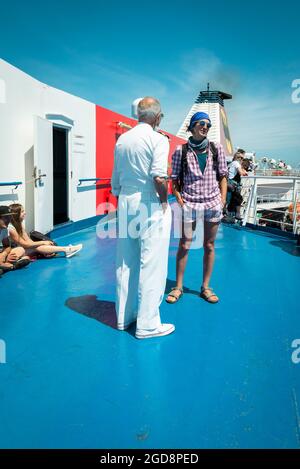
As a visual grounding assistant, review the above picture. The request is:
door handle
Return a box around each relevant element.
[33,166,47,187]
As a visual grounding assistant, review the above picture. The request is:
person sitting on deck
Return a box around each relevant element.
[226,151,248,220]
[0,205,30,273]
[8,203,83,259]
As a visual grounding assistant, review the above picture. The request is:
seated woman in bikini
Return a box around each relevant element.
[8,203,83,259]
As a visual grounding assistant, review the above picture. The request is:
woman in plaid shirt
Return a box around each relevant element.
[166,112,228,304]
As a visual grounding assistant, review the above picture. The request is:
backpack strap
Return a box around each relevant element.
[179,143,188,189]
[210,141,218,164]
[209,141,220,180]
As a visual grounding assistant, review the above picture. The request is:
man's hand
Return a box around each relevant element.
[0,249,10,264]
[161,202,169,213]
[0,262,14,269]
[154,176,168,207]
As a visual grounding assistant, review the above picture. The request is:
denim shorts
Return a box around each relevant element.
[182,203,223,224]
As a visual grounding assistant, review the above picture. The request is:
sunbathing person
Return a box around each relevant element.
[9,204,82,259]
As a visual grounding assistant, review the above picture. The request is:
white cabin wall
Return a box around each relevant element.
[0,59,96,230]
[0,59,42,212]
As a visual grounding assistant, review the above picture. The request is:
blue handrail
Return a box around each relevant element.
[78,178,111,186]
[0,181,22,189]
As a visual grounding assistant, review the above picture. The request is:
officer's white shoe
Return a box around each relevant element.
[135,323,175,339]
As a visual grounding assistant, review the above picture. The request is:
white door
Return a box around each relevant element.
[34,116,53,233]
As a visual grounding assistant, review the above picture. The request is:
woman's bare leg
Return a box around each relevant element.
[34,244,82,256]
[202,221,219,289]
[166,221,194,302]
[176,221,195,289]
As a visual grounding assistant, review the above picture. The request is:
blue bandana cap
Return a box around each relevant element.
[188,112,211,131]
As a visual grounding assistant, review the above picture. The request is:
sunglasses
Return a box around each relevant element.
[196,120,212,129]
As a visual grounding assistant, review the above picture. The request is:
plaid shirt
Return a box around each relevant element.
[171,141,228,209]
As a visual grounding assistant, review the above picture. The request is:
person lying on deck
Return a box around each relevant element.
[0,205,30,273]
[8,204,83,259]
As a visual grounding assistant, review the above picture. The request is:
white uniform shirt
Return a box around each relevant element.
[228,160,241,179]
[111,122,169,196]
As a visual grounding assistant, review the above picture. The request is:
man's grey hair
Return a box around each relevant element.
[137,97,161,122]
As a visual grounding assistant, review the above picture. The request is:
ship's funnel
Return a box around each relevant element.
[177,85,234,158]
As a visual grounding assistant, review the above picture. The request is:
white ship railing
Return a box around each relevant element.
[255,169,300,177]
[242,176,300,235]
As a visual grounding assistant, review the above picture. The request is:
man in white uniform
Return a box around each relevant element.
[111,97,174,339]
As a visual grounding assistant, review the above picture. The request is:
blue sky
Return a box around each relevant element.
[1,0,300,165]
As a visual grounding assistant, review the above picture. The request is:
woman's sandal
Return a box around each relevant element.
[200,287,219,303]
[166,287,183,304]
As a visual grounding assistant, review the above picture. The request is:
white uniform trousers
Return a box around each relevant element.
[116,189,171,332]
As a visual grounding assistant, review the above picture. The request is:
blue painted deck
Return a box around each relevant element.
[0,217,300,449]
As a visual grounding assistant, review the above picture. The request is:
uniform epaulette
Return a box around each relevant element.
[156,130,170,139]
